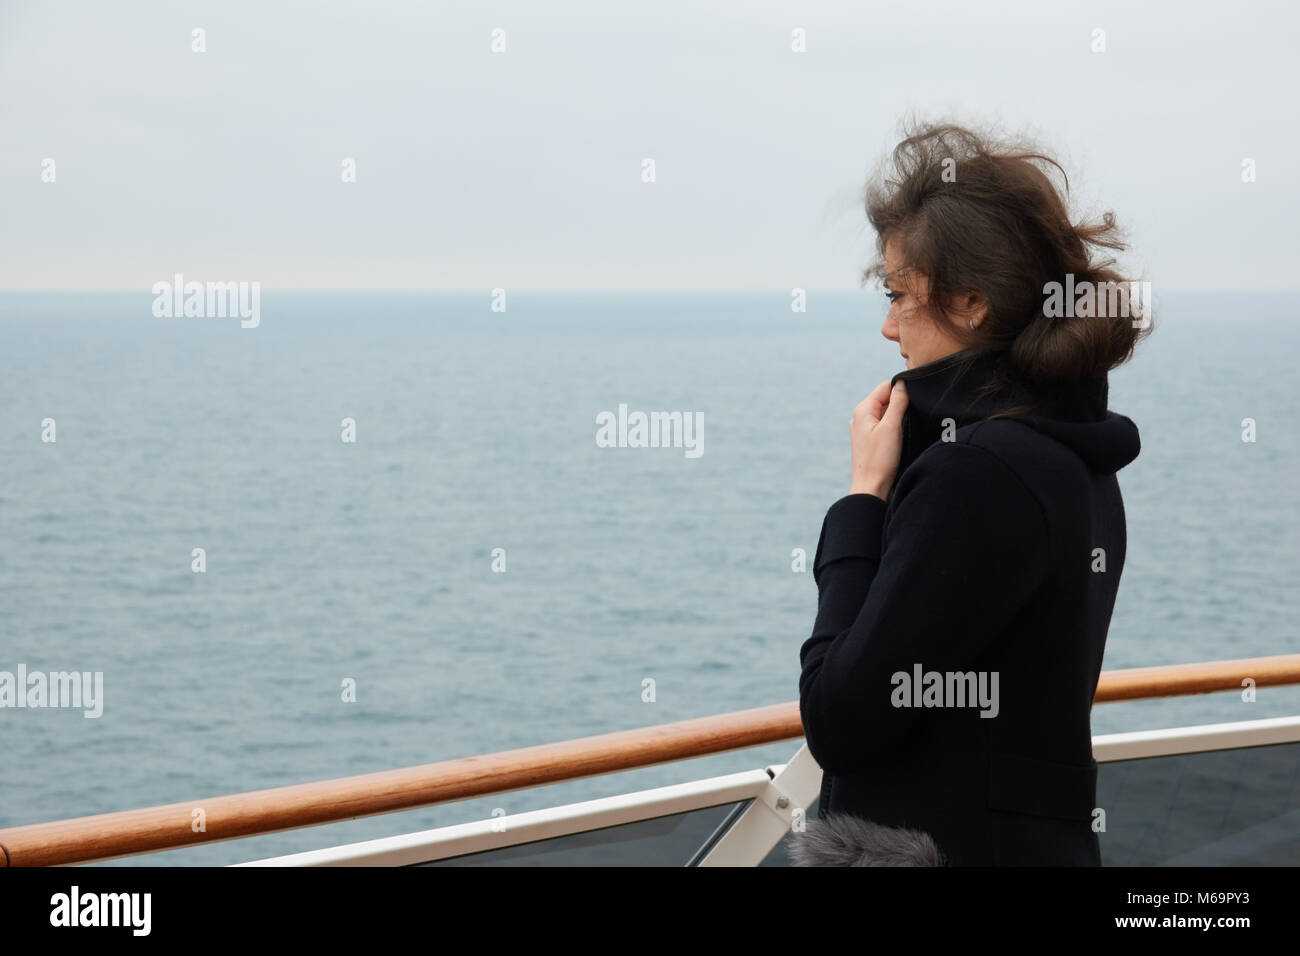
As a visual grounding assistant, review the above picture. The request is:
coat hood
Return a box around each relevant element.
[888,350,1140,477]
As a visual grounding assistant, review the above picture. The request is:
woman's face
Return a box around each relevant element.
[879,238,967,370]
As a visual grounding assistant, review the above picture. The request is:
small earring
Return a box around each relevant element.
[968,317,975,331]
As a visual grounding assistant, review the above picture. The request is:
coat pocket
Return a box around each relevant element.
[985,751,1101,866]
[986,751,1098,821]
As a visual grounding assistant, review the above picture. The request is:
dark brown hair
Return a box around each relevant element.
[862,120,1151,389]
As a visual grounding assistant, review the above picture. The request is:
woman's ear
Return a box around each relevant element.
[947,290,989,329]
[957,291,989,329]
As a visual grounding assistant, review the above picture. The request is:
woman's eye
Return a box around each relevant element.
[885,291,902,304]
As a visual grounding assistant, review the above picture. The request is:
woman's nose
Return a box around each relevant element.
[881,312,899,343]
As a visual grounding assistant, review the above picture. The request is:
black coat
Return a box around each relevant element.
[795,349,1140,866]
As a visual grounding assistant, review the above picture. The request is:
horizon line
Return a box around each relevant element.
[1,287,1297,296]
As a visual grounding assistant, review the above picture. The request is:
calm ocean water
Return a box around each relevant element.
[1,290,1297,865]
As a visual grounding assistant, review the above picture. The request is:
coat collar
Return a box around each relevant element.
[888,350,1115,477]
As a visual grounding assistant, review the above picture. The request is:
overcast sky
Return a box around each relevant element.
[2,0,1296,290]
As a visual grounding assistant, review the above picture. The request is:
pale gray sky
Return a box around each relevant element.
[2,0,1296,290]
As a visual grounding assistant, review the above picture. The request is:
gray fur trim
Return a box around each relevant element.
[786,813,947,866]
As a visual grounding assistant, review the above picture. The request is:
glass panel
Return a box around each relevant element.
[1099,741,1300,865]
[414,801,751,867]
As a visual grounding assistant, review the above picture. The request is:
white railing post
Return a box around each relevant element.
[696,743,823,866]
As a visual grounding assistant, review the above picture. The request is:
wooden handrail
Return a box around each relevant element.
[1094,653,1300,702]
[2,652,1298,866]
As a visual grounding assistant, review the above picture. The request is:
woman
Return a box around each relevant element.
[792,123,1150,866]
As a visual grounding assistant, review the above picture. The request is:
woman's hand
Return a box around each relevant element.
[849,380,909,499]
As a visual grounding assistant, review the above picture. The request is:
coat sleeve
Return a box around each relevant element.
[798,441,1051,773]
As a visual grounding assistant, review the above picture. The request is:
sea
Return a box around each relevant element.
[1,290,1297,865]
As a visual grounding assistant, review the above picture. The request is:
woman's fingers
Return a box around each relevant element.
[879,380,908,427]
[858,379,894,425]
[848,379,908,499]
